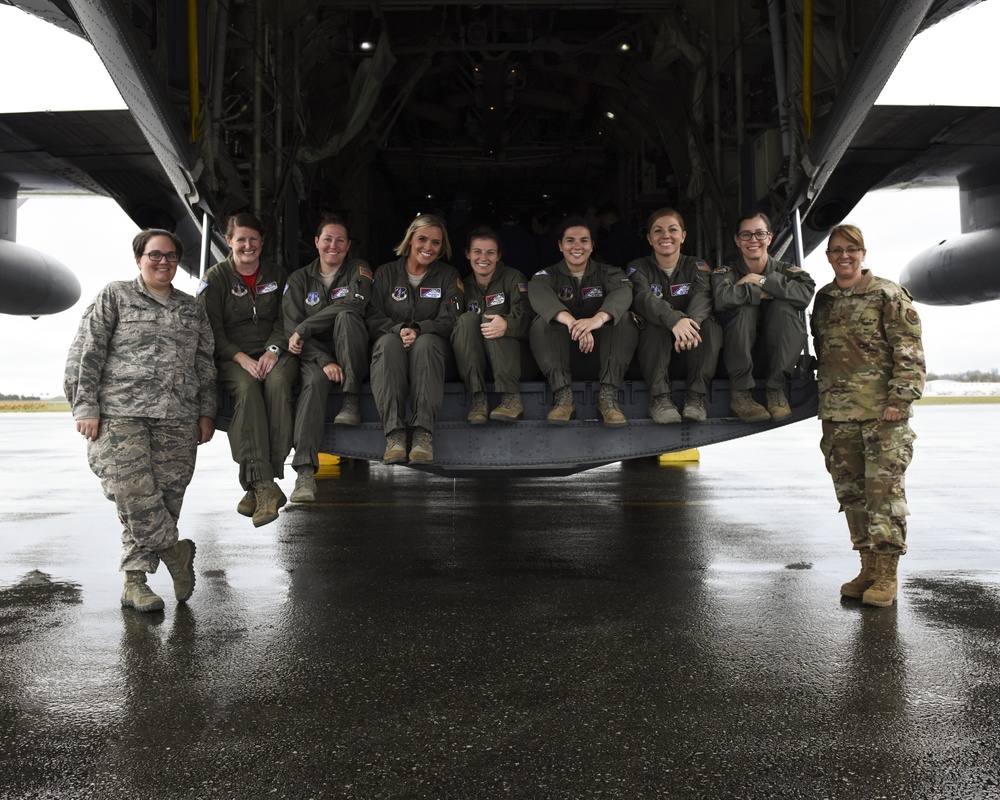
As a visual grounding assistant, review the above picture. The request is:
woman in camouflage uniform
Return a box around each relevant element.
[812,224,925,607]
[65,229,216,613]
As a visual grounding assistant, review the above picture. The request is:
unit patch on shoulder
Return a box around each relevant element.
[713,266,730,275]
[283,281,289,295]
[257,281,279,294]
[231,282,248,297]
[696,261,712,272]
[196,280,209,296]
[671,283,691,297]
[626,265,638,277]
[330,286,350,300]
[359,265,373,280]
[392,286,408,301]
[583,286,604,299]
[306,291,320,306]
[420,287,442,299]
[905,308,919,325]
[486,292,505,307]
[534,269,549,277]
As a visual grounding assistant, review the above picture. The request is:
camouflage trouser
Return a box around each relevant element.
[820,418,915,555]
[87,417,199,572]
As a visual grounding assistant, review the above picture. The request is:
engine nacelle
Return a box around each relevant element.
[0,239,82,316]
[900,226,1000,306]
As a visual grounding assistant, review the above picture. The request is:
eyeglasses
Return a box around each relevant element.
[737,230,771,241]
[144,251,180,263]
[826,247,865,256]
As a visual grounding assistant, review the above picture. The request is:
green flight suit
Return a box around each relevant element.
[628,253,722,396]
[452,262,535,394]
[200,256,298,489]
[711,255,815,391]
[365,257,463,435]
[283,257,373,471]
[527,258,638,390]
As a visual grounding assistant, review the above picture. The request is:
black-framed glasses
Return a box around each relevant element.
[144,251,180,262]
[737,230,771,241]
[826,247,865,256]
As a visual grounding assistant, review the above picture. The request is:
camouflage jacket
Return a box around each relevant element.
[64,277,217,421]
[365,256,464,340]
[528,258,633,323]
[627,253,715,329]
[458,263,533,340]
[283,256,374,365]
[199,256,289,362]
[811,271,925,421]
[712,255,815,311]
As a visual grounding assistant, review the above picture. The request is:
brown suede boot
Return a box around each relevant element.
[409,427,434,463]
[598,384,627,428]
[840,548,877,599]
[121,571,165,613]
[730,390,770,422]
[862,553,900,607]
[546,386,575,425]
[158,539,196,602]
[489,393,523,423]
[467,392,488,425]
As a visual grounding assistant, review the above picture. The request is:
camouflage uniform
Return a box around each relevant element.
[527,259,638,389]
[712,256,815,390]
[200,256,298,489]
[283,257,373,471]
[64,277,216,572]
[811,270,925,554]
[365,257,464,435]
[628,254,722,396]
[452,263,535,394]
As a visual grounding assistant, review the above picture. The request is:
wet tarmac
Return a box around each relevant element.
[2,407,999,799]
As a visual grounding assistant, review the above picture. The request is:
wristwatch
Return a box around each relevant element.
[266,344,281,356]
[759,276,766,288]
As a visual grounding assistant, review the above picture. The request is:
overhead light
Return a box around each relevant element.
[605,111,616,120]
[359,39,375,52]
[618,40,631,52]
[425,193,434,200]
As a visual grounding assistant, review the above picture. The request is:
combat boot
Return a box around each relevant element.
[121,571,164,613]
[840,548,877,599]
[598,384,628,428]
[546,386,575,425]
[682,391,708,422]
[490,393,523,423]
[158,539,196,602]
[383,429,408,464]
[649,393,681,424]
[409,427,434,463]
[290,467,316,502]
[334,393,361,426]
[862,553,900,607]
[252,480,287,528]
[467,392,489,425]
[236,489,256,517]
[730,390,770,422]
[766,387,791,421]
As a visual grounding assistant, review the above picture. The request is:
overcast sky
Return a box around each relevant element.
[1,2,999,395]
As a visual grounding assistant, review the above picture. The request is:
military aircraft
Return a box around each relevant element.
[0,0,991,473]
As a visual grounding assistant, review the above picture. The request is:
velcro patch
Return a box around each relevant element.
[420,287,442,299]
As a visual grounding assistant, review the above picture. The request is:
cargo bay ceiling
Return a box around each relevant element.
[4,0,983,267]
